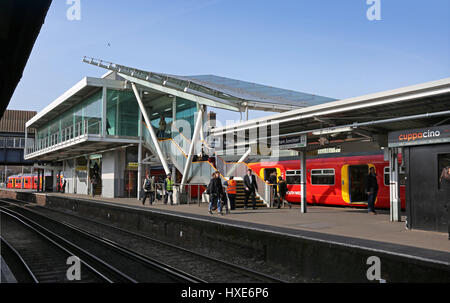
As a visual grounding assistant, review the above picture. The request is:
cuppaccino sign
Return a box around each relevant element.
[388,124,450,147]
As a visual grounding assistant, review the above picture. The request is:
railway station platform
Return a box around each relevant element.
[51,192,450,254]
[1,188,449,283]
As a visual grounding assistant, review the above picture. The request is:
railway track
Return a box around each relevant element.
[0,198,287,283]
[0,202,205,283]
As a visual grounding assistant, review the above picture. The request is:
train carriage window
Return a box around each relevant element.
[311,169,335,185]
[286,170,301,184]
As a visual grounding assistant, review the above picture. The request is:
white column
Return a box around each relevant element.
[300,150,307,213]
[137,93,143,201]
[73,158,77,194]
[227,147,251,177]
[24,127,28,157]
[180,106,204,190]
[102,86,107,136]
[137,140,142,200]
[131,83,170,175]
[390,148,401,222]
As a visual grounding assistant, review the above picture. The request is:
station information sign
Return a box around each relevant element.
[278,135,307,149]
[388,124,450,147]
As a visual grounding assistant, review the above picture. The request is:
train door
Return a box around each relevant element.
[348,165,368,202]
[343,164,377,203]
[260,167,281,183]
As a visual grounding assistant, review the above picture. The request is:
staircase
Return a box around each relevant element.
[142,127,269,208]
[233,178,266,208]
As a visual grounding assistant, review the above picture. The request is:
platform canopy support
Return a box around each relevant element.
[226,147,252,178]
[300,150,307,213]
[180,106,205,191]
[131,82,171,175]
[389,147,401,222]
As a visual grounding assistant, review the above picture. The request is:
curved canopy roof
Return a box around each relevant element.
[83,57,336,113]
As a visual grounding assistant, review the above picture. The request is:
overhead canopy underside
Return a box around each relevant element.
[211,78,450,152]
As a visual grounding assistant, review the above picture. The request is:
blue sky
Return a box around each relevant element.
[9,0,450,122]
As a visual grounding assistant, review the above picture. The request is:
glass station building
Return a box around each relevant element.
[24,58,334,200]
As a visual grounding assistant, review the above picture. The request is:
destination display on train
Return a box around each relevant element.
[388,124,450,147]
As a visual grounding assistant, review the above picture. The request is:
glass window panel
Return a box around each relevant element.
[107,89,139,137]
[286,175,300,185]
[6,138,14,148]
[311,169,335,185]
[384,167,390,186]
[175,98,197,139]
[84,90,102,135]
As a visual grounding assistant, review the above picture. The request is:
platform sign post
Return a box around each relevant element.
[389,148,401,222]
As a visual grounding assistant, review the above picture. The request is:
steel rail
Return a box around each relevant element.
[1,198,286,283]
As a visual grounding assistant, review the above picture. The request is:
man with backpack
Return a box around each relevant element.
[142,175,155,205]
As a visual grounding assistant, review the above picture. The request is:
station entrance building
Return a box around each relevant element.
[24,58,333,201]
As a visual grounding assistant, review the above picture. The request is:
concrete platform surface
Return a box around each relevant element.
[39,192,450,257]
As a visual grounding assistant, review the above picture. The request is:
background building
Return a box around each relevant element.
[0,109,37,186]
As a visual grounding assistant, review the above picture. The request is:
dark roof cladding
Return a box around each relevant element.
[0,0,52,118]
[0,109,37,133]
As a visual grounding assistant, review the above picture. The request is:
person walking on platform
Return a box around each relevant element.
[164,174,174,205]
[207,172,223,215]
[365,167,379,215]
[439,166,450,240]
[224,176,237,211]
[142,175,155,206]
[90,174,98,198]
[243,169,258,210]
[277,176,290,209]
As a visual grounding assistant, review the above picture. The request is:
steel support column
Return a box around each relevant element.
[390,148,401,221]
[227,147,252,178]
[131,82,170,174]
[137,139,143,201]
[300,150,307,213]
[180,106,204,190]
[137,92,143,201]
[102,86,107,136]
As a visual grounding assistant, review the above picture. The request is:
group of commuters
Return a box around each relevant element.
[207,168,292,216]
[141,173,174,206]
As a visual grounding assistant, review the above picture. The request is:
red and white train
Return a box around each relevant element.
[248,153,406,210]
[7,173,64,191]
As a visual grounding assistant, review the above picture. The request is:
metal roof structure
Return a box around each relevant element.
[0,109,36,133]
[82,57,335,113]
[211,77,450,152]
